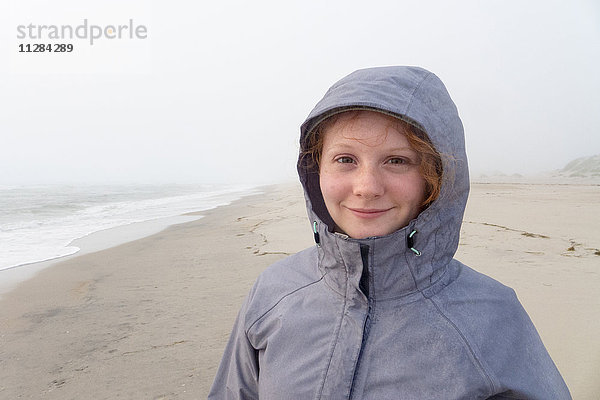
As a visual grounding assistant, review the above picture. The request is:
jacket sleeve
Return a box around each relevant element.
[208,296,259,400]
[487,289,572,400]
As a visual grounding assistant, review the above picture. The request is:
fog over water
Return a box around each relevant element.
[1,0,599,185]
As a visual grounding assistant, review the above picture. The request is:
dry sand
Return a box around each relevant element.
[0,182,598,399]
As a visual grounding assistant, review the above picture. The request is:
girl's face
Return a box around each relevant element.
[319,111,427,239]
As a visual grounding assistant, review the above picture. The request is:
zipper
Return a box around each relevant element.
[349,300,373,399]
[348,244,372,399]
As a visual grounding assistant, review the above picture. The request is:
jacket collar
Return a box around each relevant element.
[308,202,453,302]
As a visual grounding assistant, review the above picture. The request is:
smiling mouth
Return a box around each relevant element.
[347,207,392,218]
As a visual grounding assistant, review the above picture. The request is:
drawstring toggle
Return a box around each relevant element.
[407,230,421,256]
[313,221,320,246]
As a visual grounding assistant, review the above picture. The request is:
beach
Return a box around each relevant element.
[1,182,598,399]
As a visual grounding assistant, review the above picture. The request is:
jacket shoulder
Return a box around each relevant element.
[432,262,571,399]
[242,246,322,329]
[435,263,533,336]
[442,262,517,304]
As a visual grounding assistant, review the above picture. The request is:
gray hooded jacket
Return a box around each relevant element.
[208,66,571,399]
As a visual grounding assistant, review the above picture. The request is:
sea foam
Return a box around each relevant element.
[0,184,259,271]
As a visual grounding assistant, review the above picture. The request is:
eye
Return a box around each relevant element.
[387,157,408,165]
[335,156,355,164]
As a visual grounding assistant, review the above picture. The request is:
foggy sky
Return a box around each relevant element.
[1,0,599,185]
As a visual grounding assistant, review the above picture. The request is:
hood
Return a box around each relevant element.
[297,66,469,296]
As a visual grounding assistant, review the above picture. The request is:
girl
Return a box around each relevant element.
[209,66,570,399]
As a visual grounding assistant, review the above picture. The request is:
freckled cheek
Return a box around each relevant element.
[319,171,349,203]
[388,175,427,202]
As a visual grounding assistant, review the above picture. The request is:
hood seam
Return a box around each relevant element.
[404,71,433,116]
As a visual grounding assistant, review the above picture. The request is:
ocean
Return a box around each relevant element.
[0,183,260,272]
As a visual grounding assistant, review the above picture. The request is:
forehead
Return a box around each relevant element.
[322,110,411,148]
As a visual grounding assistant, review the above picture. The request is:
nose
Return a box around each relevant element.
[353,164,384,199]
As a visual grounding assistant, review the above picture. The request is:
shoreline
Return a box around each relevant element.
[0,182,598,398]
[0,184,267,299]
[0,214,203,299]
